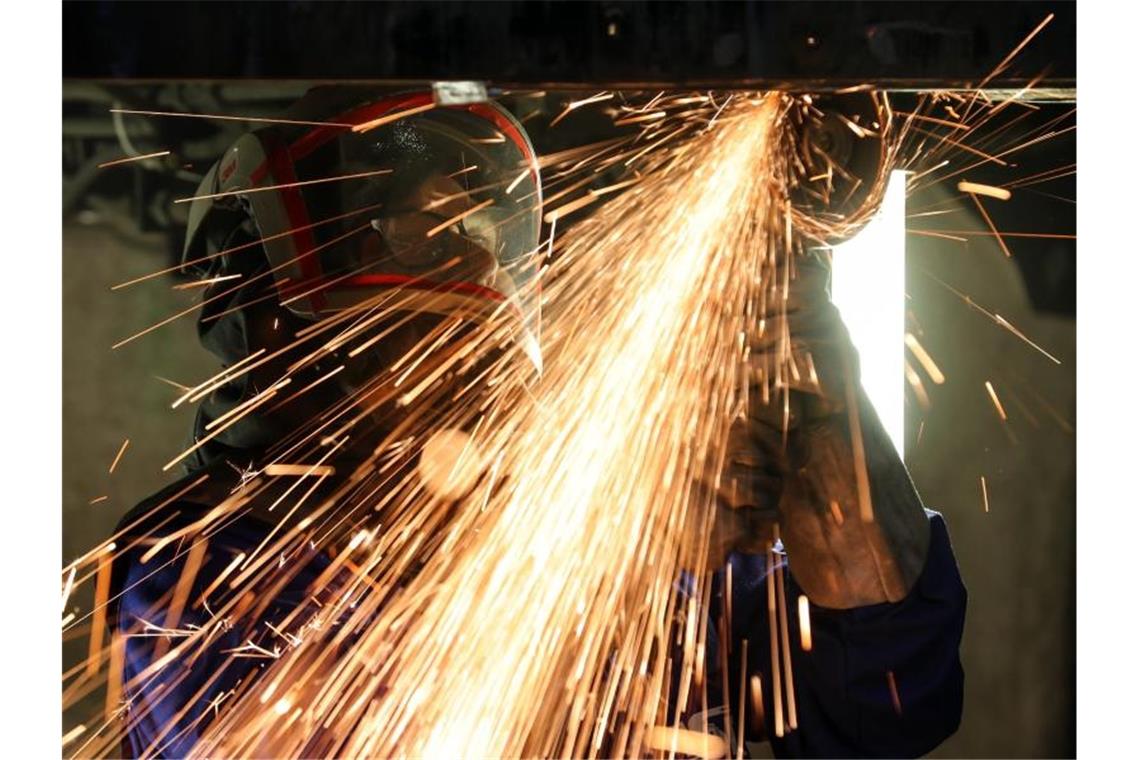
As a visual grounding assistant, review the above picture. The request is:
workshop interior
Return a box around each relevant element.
[62,3,1074,758]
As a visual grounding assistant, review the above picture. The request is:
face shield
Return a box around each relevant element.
[257,99,543,374]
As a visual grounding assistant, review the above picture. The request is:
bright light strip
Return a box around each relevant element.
[830,170,907,457]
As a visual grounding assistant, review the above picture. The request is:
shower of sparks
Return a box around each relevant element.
[67,90,854,759]
[188,93,793,759]
[65,20,1076,753]
[981,476,991,513]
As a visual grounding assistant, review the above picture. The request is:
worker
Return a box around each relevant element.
[108,88,964,758]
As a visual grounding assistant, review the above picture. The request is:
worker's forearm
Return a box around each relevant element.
[782,386,931,609]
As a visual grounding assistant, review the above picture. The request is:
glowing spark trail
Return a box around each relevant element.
[956,181,1011,201]
[174,168,393,204]
[107,438,130,474]
[985,380,1009,421]
[97,150,171,169]
[194,94,790,759]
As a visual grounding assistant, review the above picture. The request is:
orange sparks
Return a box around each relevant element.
[984,380,1009,421]
[886,671,903,715]
[86,555,113,677]
[911,126,1009,166]
[613,110,667,127]
[426,198,495,238]
[97,150,172,169]
[542,192,600,225]
[994,314,1062,364]
[62,724,88,748]
[105,633,125,720]
[977,13,1056,88]
[505,169,530,195]
[62,565,76,616]
[904,333,945,384]
[88,496,109,505]
[904,363,932,411]
[797,595,812,652]
[196,552,247,607]
[108,438,130,474]
[923,273,1062,364]
[172,274,243,290]
[110,108,356,128]
[910,230,1073,240]
[351,102,437,133]
[264,464,337,477]
[174,168,393,205]
[749,675,766,732]
[549,92,614,128]
[957,181,1011,201]
[643,726,727,760]
[828,500,845,526]
[153,538,209,660]
[112,201,386,291]
[968,192,1013,258]
[767,550,785,739]
[154,376,193,393]
[907,229,968,243]
[981,476,991,513]
[775,559,798,730]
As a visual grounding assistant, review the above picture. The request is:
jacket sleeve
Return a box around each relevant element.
[728,511,967,758]
[113,512,332,758]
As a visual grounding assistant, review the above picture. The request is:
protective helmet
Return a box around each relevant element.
[183,88,544,373]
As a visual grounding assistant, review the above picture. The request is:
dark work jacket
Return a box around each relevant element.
[688,510,966,758]
[110,452,964,759]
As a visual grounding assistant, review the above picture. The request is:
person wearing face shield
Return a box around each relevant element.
[105,87,546,757]
[105,87,962,758]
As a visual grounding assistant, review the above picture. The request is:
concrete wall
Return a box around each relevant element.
[905,201,1075,757]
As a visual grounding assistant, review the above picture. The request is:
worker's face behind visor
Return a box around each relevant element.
[291,108,543,374]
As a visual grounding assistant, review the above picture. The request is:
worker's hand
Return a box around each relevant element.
[708,251,931,608]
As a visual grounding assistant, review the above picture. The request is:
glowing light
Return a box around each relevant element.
[831,170,907,456]
[417,428,484,500]
[797,595,813,651]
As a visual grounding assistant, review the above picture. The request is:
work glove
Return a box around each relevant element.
[709,251,930,609]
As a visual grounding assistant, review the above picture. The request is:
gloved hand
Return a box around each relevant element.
[709,251,930,609]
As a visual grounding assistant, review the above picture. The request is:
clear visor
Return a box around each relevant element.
[292,107,543,369]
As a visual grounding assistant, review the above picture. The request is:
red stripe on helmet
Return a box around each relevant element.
[260,134,326,312]
[288,92,436,163]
